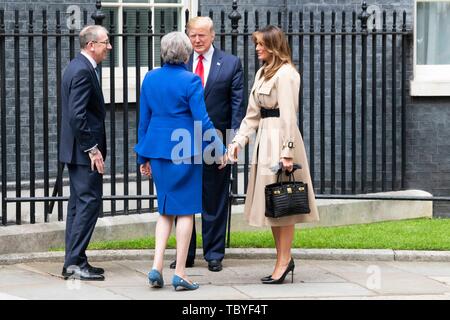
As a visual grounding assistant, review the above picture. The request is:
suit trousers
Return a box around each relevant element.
[64,164,102,269]
[188,163,231,262]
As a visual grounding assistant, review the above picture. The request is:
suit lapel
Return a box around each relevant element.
[204,49,222,99]
[78,54,103,99]
[77,54,105,113]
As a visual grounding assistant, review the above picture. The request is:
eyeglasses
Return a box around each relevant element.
[90,39,110,45]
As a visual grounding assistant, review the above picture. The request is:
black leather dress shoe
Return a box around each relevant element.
[169,259,195,269]
[207,259,223,272]
[63,264,104,277]
[62,266,105,281]
[87,263,105,275]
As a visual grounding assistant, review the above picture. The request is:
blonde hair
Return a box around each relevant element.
[186,16,215,35]
[252,25,293,80]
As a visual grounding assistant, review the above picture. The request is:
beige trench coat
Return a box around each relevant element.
[233,64,319,227]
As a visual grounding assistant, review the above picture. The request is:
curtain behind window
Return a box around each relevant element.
[417,1,450,65]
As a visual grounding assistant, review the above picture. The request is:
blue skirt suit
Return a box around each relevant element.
[134,63,225,215]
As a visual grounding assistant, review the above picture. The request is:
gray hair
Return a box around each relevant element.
[79,25,109,49]
[160,31,193,64]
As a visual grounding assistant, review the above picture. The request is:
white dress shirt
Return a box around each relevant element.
[193,45,214,86]
[81,50,97,69]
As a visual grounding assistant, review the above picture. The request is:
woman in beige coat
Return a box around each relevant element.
[228,25,319,284]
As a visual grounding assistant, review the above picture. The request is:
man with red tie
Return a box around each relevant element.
[170,16,244,272]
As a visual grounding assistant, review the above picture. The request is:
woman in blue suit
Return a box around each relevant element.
[135,31,227,291]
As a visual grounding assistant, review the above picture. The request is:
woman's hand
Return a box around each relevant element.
[140,161,152,177]
[218,152,228,170]
[227,143,240,162]
[280,157,294,172]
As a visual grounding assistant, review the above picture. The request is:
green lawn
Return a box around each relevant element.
[54,218,450,251]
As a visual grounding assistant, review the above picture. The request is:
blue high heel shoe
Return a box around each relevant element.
[148,269,164,288]
[172,274,199,291]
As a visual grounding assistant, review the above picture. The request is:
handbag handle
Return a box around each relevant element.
[275,162,302,184]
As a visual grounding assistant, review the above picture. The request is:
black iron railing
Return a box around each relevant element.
[2,1,447,227]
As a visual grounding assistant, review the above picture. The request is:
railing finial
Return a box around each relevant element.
[91,0,105,25]
[228,0,241,34]
[358,1,370,32]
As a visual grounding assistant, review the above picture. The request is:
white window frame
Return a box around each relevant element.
[101,0,198,103]
[411,0,450,96]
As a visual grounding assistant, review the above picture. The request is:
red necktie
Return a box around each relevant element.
[195,55,204,87]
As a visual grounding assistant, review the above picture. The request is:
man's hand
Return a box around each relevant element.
[227,143,240,162]
[140,161,152,177]
[88,148,104,174]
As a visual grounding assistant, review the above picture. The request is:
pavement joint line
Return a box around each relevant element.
[230,286,256,299]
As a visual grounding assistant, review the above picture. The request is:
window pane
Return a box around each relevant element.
[103,8,119,67]
[123,0,149,3]
[417,1,450,65]
[124,8,150,67]
[154,7,181,67]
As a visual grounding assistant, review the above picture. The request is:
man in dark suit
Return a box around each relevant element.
[59,25,111,281]
[170,16,244,272]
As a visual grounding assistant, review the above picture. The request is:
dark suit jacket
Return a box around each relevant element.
[187,48,244,136]
[59,53,107,165]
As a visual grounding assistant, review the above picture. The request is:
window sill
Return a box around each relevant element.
[410,80,450,96]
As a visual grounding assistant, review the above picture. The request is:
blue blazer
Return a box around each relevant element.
[59,53,106,165]
[187,48,244,134]
[134,63,225,164]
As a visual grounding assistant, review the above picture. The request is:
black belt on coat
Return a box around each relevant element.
[260,108,280,118]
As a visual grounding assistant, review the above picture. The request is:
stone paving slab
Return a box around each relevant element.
[233,283,376,299]
[317,294,450,300]
[0,265,57,287]
[106,285,250,300]
[384,261,450,277]
[1,258,450,300]
[314,260,450,296]
[0,282,128,300]
[429,277,450,286]
[0,292,26,300]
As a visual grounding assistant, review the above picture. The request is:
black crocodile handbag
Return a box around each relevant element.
[265,166,310,218]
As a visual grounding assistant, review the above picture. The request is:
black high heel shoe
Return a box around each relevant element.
[261,258,295,284]
[260,275,272,281]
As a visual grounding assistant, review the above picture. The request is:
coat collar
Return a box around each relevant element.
[163,62,188,70]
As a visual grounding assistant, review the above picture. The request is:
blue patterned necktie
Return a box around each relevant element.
[95,66,100,84]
